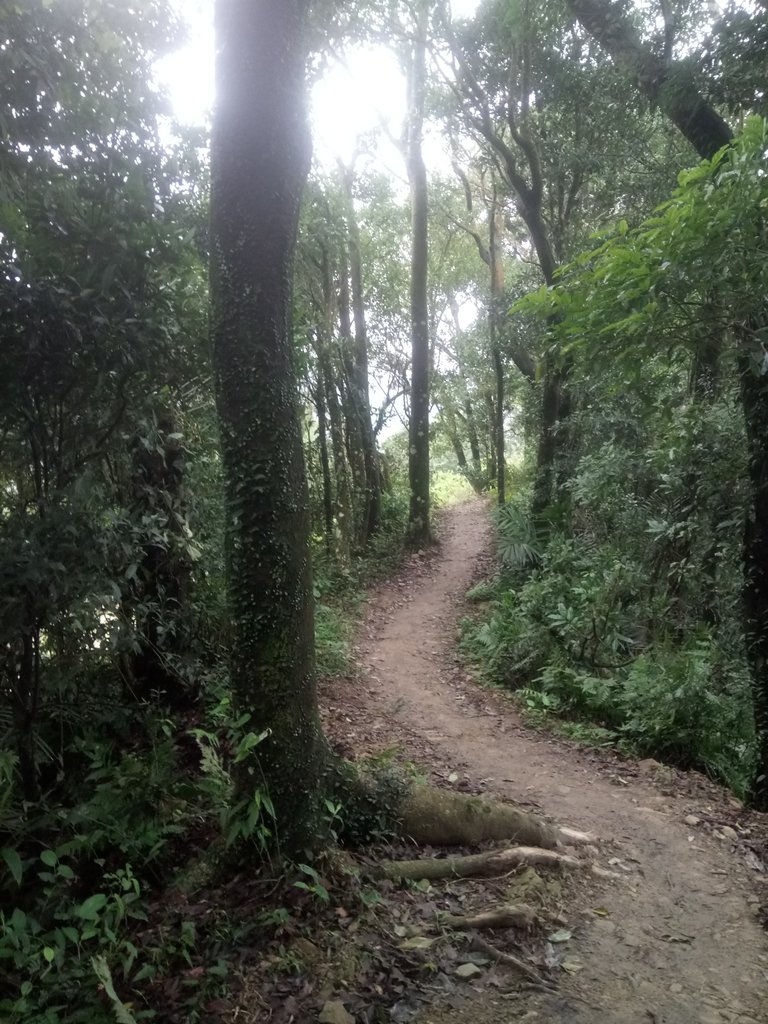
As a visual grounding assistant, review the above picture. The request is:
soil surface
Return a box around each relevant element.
[321,498,768,1024]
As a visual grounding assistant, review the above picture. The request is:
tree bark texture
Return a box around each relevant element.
[210,0,324,848]
[406,1,432,548]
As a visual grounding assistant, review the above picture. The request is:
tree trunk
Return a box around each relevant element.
[210,0,325,850]
[314,365,334,556]
[448,429,469,474]
[337,256,367,526]
[531,365,565,527]
[442,404,470,478]
[128,409,192,710]
[456,35,570,520]
[406,1,432,548]
[489,197,506,505]
[465,400,484,483]
[317,310,353,567]
[485,390,497,486]
[341,166,382,543]
[9,628,41,803]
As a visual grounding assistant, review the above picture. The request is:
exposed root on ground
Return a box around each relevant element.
[373,845,583,881]
[468,934,553,988]
[398,785,559,848]
[438,903,540,931]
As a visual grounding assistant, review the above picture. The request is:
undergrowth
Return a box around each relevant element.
[462,490,757,798]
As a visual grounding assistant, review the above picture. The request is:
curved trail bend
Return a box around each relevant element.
[329,498,768,1024]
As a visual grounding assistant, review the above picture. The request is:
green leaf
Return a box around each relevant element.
[233,728,270,763]
[76,893,108,921]
[91,956,138,1024]
[40,849,58,868]
[1,848,23,886]
[43,946,55,963]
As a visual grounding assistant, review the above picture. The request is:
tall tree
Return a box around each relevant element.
[488,187,507,504]
[210,0,325,847]
[442,2,581,522]
[406,0,433,547]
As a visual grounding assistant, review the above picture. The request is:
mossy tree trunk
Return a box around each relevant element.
[210,0,325,850]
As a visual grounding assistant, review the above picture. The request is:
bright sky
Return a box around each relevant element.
[157,0,483,166]
[156,1,484,438]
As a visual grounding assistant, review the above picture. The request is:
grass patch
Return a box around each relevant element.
[315,602,355,678]
[431,469,475,507]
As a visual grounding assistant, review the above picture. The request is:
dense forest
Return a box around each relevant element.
[1,0,767,1020]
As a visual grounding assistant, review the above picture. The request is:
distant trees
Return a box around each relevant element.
[446,0,768,806]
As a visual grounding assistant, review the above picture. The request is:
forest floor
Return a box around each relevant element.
[318,497,768,1024]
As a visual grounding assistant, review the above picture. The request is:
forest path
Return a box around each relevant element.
[322,498,768,1024]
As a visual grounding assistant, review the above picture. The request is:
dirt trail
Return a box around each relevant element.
[326,498,768,1024]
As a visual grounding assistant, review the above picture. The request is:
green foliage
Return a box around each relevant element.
[495,500,541,569]
[315,603,354,679]
[468,119,768,799]
[292,863,331,904]
[1,0,765,1014]
[518,117,768,369]
[431,469,475,508]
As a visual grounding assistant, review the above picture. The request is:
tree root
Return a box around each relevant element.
[440,903,539,931]
[557,826,596,846]
[372,845,582,881]
[469,934,553,988]
[398,785,559,848]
